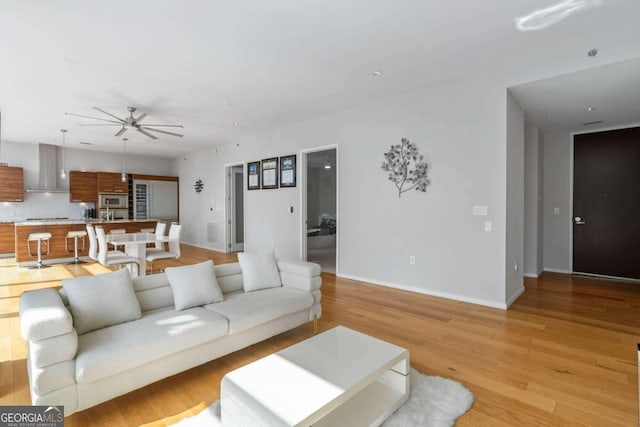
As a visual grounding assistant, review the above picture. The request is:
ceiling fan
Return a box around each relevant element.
[65,106,184,140]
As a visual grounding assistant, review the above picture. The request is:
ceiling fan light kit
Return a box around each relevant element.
[66,106,184,140]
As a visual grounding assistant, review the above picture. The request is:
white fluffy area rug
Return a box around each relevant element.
[171,368,474,427]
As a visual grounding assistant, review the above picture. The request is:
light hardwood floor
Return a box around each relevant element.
[1,246,639,426]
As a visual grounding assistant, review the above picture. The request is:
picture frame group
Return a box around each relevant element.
[248,155,296,190]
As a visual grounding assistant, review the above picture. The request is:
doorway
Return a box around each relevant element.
[226,164,244,253]
[573,126,640,279]
[301,147,337,273]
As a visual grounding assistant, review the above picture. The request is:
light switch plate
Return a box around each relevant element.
[473,205,489,216]
[553,207,560,215]
[484,221,492,232]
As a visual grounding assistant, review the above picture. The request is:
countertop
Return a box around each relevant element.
[13,219,160,226]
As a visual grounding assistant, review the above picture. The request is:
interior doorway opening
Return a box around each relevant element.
[302,148,337,273]
[225,164,244,253]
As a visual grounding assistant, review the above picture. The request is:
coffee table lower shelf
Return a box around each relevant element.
[220,326,410,427]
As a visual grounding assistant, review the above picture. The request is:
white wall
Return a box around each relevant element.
[0,141,173,221]
[505,92,525,305]
[524,126,544,277]
[542,131,572,273]
[175,75,511,308]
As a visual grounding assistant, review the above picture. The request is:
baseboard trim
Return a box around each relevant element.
[543,268,572,274]
[523,272,540,278]
[182,242,225,252]
[506,286,525,307]
[336,273,507,310]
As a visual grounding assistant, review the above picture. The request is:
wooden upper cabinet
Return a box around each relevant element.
[69,171,97,203]
[97,172,128,193]
[0,166,24,202]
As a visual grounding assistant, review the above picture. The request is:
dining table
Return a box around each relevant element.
[106,232,174,277]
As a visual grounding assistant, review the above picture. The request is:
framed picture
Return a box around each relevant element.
[261,157,278,189]
[247,161,261,190]
[279,154,296,187]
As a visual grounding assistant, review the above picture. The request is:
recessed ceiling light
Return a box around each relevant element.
[372,71,383,77]
[588,48,598,57]
[586,107,596,111]
[233,122,239,127]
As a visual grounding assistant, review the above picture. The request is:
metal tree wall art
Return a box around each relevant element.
[381,138,430,198]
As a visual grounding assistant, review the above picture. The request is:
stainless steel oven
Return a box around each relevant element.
[99,193,128,209]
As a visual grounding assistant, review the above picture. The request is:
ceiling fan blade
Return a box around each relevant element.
[135,124,184,128]
[78,123,123,126]
[135,113,148,123]
[137,127,158,140]
[65,112,122,124]
[140,127,184,138]
[115,127,128,137]
[93,107,126,122]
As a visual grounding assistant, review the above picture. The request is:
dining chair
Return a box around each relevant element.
[145,222,167,255]
[95,226,141,276]
[146,222,181,273]
[86,224,125,261]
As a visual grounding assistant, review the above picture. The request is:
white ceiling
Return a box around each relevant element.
[510,56,640,133]
[1,0,640,157]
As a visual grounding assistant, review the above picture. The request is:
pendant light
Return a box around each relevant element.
[60,129,67,179]
[121,137,127,182]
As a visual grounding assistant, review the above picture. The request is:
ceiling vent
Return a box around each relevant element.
[583,120,604,126]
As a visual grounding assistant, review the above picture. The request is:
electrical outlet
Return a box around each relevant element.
[409,256,416,265]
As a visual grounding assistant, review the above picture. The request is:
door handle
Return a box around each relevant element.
[574,216,586,225]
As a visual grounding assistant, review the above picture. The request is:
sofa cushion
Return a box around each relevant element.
[204,287,313,334]
[76,307,228,383]
[132,273,174,312]
[238,250,282,292]
[62,269,142,335]
[20,288,73,341]
[165,260,224,310]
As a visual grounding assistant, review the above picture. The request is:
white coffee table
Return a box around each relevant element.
[220,326,410,426]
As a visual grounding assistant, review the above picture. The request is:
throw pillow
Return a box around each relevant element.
[237,250,282,292]
[62,268,142,335]
[165,260,224,310]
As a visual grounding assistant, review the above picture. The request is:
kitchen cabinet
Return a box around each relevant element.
[0,223,15,254]
[97,172,128,193]
[69,171,97,203]
[0,166,24,202]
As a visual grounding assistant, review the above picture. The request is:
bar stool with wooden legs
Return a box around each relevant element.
[28,232,52,269]
[66,230,87,264]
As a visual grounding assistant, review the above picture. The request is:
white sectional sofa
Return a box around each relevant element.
[19,259,322,416]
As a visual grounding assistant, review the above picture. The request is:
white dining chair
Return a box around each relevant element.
[146,222,181,273]
[86,224,125,261]
[95,226,141,275]
[145,222,167,255]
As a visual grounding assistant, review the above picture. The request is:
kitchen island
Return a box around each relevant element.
[13,219,158,265]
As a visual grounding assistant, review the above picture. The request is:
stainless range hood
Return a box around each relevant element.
[25,144,69,193]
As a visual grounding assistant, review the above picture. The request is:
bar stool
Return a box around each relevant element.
[109,229,126,250]
[140,227,156,248]
[28,232,52,269]
[66,230,87,264]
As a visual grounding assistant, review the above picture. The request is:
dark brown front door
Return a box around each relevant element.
[573,127,640,279]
